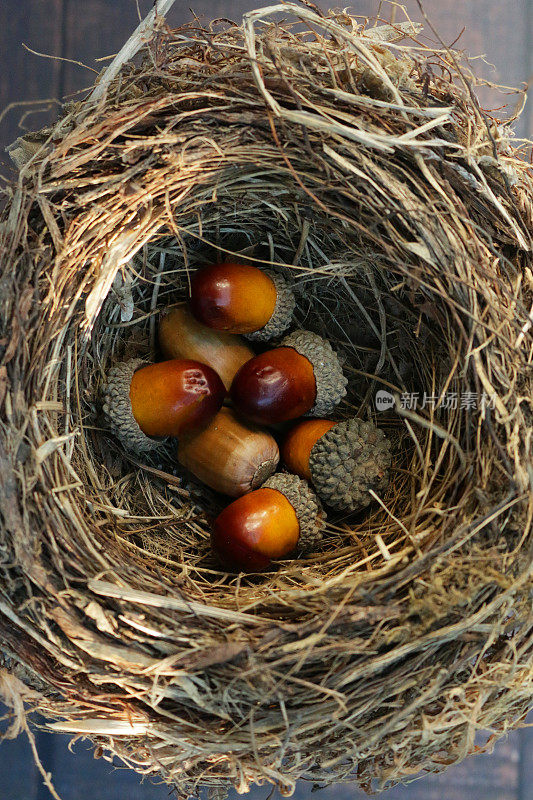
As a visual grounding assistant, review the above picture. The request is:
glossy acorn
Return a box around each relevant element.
[103,358,225,452]
[282,419,336,482]
[190,262,295,341]
[282,417,392,511]
[211,473,324,571]
[158,304,254,390]
[230,330,347,425]
[177,407,279,497]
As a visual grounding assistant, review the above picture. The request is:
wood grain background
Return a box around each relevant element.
[0,1,532,798]
[1,0,532,165]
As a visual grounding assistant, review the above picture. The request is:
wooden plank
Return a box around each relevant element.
[397,0,530,137]
[373,737,519,800]
[0,0,64,172]
[1,0,525,134]
[60,0,530,135]
[176,0,530,141]
[527,0,533,137]
[1,0,529,156]
[35,727,57,800]
[0,723,520,800]
[0,727,38,800]
[518,714,533,800]
[59,0,293,100]
[60,0,153,98]
[0,0,529,797]
[284,733,521,800]
[42,734,171,800]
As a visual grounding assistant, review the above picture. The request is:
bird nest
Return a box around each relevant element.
[1,3,532,797]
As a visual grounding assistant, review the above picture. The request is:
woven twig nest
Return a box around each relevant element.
[1,3,532,796]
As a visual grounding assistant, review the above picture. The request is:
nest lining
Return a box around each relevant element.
[0,4,532,797]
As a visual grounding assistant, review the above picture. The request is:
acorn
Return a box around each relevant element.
[103,358,225,452]
[158,304,254,390]
[190,262,295,341]
[282,419,336,482]
[283,418,392,512]
[230,329,347,425]
[211,473,324,571]
[177,407,279,497]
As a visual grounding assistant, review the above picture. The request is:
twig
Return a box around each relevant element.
[89,0,178,103]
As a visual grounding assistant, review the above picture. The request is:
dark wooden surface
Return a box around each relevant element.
[0,709,530,800]
[1,0,532,165]
[0,1,532,797]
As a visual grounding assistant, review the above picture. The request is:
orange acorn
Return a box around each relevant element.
[282,417,392,512]
[230,330,347,425]
[158,304,254,390]
[103,358,225,452]
[211,474,324,571]
[190,263,295,341]
[282,419,336,482]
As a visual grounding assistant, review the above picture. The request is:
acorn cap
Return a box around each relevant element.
[102,358,163,454]
[280,329,347,416]
[309,418,391,512]
[263,473,324,551]
[245,271,295,342]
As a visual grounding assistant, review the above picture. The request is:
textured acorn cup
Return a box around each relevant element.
[230,330,347,425]
[103,358,225,451]
[103,358,160,454]
[211,473,324,571]
[177,407,279,497]
[158,305,254,390]
[190,262,295,340]
[306,418,392,512]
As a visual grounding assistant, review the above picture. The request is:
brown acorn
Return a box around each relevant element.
[103,358,225,452]
[282,419,336,482]
[230,330,347,425]
[211,473,324,571]
[190,262,295,341]
[158,305,254,390]
[177,407,279,497]
[282,417,392,512]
